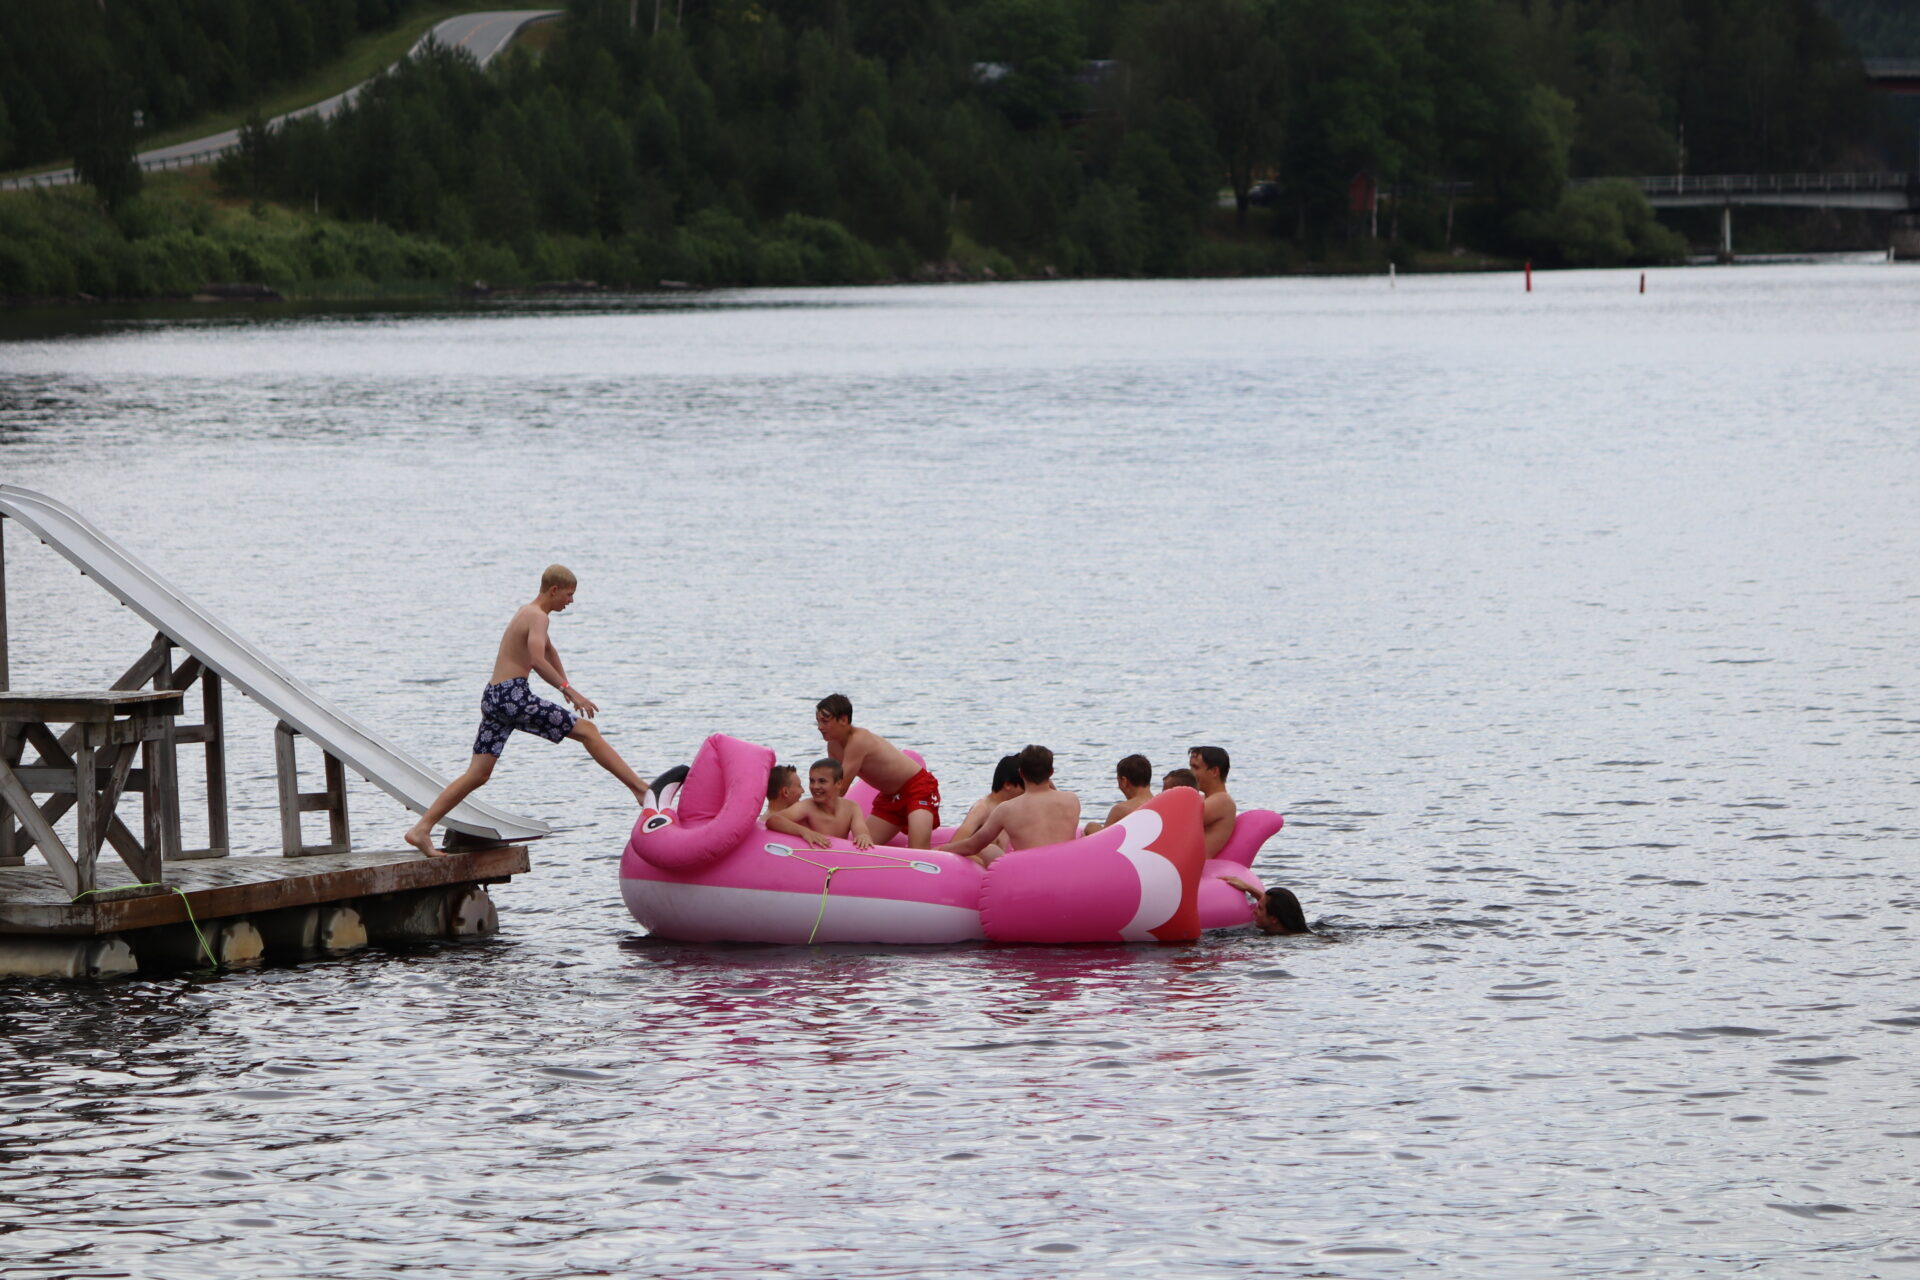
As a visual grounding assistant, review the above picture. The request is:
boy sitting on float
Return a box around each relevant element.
[766,758,876,850]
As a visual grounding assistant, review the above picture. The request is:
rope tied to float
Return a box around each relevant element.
[70,882,219,969]
[762,842,935,945]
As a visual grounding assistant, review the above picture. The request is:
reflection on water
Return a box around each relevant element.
[1,268,1917,1277]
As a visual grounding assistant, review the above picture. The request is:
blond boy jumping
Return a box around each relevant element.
[404,565,649,857]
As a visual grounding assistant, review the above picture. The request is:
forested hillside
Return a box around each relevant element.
[222,0,1873,277]
[0,0,1892,298]
[1823,0,1920,57]
[0,0,418,172]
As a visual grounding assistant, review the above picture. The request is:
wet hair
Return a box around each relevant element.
[1163,768,1197,790]
[1189,745,1230,780]
[766,764,799,802]
[990,754,1025,793]
[1016,744,1054,784]
[540,564,577,590]
[1260,886,1312,935]
[810,757,844,782]
[816,693,852,721]
[1116,754,1151,788]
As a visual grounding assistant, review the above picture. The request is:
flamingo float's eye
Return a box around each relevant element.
[642,812,674,833]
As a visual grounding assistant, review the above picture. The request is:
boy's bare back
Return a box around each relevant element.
[990,788,1083,852]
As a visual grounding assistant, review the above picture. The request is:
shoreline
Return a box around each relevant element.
[2,248,1905,314]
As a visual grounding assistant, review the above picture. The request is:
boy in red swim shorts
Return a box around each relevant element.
[813,693,942,849]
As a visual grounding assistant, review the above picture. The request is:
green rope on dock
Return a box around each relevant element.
[70,882,219,970]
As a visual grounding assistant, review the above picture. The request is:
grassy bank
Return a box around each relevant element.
[0,177,466,301]
[13,174,1471,305]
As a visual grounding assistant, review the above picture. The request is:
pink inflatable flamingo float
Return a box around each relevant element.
[620,734,1285,945]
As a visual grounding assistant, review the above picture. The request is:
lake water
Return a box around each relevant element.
[1,266,1917,1277]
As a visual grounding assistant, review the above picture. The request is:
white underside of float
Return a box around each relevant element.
[622,878,987,944]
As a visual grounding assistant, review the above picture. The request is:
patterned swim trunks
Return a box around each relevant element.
[473,677,576,756]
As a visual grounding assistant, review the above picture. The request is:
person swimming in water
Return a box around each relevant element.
[1220,875,1313,935]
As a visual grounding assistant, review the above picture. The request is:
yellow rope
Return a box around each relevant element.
[775,845,925,944]
[70,882,218,969]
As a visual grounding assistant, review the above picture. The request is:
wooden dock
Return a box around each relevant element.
[0,489,554,979]
[0,845,531,976]
[0,845,529,935]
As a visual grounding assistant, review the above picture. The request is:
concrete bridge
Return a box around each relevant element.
[1572,172,1918,256]
[1864,59,1920,94]
[1598,171,1918,212]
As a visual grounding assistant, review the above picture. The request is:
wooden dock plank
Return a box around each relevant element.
[0,845,530,936]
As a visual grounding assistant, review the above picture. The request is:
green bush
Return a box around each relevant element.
[1512,180,1688,267]
[771,214,885,283]
[753,238,810,285]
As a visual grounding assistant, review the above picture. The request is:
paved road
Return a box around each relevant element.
[1,10,560,190]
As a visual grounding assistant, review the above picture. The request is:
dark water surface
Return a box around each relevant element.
[2,269,1917,1277]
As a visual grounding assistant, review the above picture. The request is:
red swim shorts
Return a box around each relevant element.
[870,768,941,829]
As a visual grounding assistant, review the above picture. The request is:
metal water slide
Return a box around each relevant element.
[0,486,549,844]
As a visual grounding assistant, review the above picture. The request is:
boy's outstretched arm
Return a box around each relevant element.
[528,611,597,716]
[845,802,874,850]
[768,810,831,849]
[943,808,1007,858]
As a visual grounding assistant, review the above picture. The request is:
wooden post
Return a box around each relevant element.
[165,656,226,861]
[72,723,98,891]
[275,721,303,856]
[0,725,19,867]
[142,643,182,864]
[0,513,10,693]
[273,720,352,857]
[202,671,229,858]
[323,751,350,852]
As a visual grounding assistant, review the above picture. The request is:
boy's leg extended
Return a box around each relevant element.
[865,816,903,846]
[567,720,648,800]
[405,753,498,857]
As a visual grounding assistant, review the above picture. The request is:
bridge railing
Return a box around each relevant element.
[1585,172,1914,197]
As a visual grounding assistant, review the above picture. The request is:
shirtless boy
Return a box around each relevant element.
[403,565,649,857]
[764,764,803,820]
[1083,753,1153,836]
[766,759,875,850]
[951,754,1023,855]
[1189,745,1237,858]
[1163,767,1196,791]
[942,744,1080,867]
[814,694,942,849]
